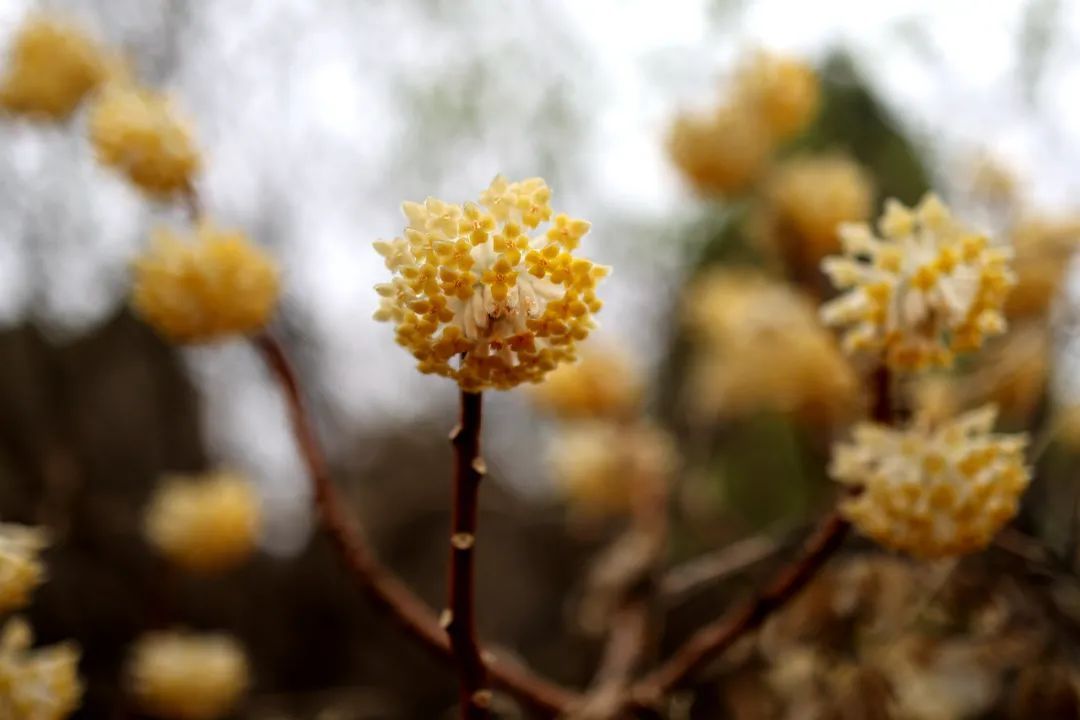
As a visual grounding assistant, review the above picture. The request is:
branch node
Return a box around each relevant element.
[451,532,476,550]
[471,457,488,475]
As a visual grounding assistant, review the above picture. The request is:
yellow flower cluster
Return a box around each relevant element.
[373,175,609,391]
[89,84,200,196]
[531,346,642,421]
[0,617,82,720]
[668,106,773,197]
[1005,216,1080,319]
[820,194,1015,371]
[764,154,875,270]
[549,421,674,517]
[144,471,261,574]
[734,51,821,141]
[0,524,47,614]
[684,271,858,424]
[0,17,107,120]
[131,223,280,344]
[668,52,819,197]
[830,406,1030,558]
[127,631,250,720]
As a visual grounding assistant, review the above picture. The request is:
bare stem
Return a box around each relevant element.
[627,366,896,709]
[448,390,491,718]
[253,334,575,716]
[629,511,850,704]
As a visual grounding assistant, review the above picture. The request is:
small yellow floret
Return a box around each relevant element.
[0,617,83,720]
[373,175,608,391]
[0,17,106,120]
[89,83,200,196]
[131,223,280,344]
[0,524,47,614]
[820,194,1015,372]
[830,406,1030,558]
[144,471,261,573]
[127,631,249,720]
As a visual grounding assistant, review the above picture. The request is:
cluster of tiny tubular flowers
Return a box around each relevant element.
[89,83,201,196]
[734,51,820,142]
[0,617,82,720]
[668,52,819,197]
[127,631,249,720]
[548,420,674,517]
[531,346,643,421]
[829,406,1030,558]
[683,270,858,424]
[373,176,609,391]
[764,154,874,268]
[131,223,280,344]
[820,194,1015,371]
[0,17,107,120]
[0,524,47,615]
[1005,215,1080,319]
[143,471,262,574]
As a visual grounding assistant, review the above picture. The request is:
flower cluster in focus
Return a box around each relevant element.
[0,617,82,720]
[0,17,106,120]
[374,176,608,391]
[821,194,1015,371]
[131,223,280,344]
[127,631,250,720]
[830,406,1029,558]
[144,471,261,574]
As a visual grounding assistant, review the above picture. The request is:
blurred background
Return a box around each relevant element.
[4,0,1080,718]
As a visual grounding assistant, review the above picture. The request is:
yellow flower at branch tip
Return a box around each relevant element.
[668,104,772,196]
[0,17,107,120]
[89,83,200,196]
[0,617,83,720]
[127,631,249,720]
[830,405,1030,558]
[1005,216,1080,319]
[765,154,874,269]
[132,223,280,344]
[531,346,643,421]
[373,175,609,391]
[549,421,674,517]
[0,524,47,614]
[820,194,1015,372]
[144,471,261,573]
[735,51,820,141]
[684,271,858,425]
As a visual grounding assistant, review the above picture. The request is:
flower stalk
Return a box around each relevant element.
[448,390,491,718]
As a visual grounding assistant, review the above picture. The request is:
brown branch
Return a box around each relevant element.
[448,390,491,718]
[659,534,782,604]
[252,333,577,717]
[629,511,850,705]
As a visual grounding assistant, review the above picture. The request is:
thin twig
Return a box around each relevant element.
[660,534,782,604]
[448,390,491,718]
[628,511,850,706]
[252,333,577,717]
